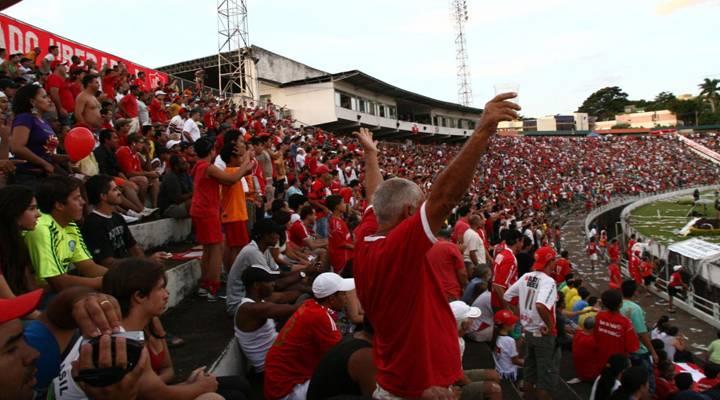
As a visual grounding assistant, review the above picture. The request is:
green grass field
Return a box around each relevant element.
[629,191,720,245]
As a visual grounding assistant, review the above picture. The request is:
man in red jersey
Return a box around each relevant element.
[427,229,467,301]
[608,262,622,289]
[608,238,620,265]
[553,250,572,284]
[353,95,519,398]
[264,272,352,400]
[492,229,524,310]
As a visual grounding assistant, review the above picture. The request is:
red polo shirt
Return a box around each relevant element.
[288,220,310,247]
[115,146,141,175]
[328,215,352,273]
[492,248,518,308]
[354,205,463,397]
[264,299,342,399]
[426,240,465,300]
[119,93,139,118]
[45,74,75,113]
[572,330,600,381]
[594,311,640,367]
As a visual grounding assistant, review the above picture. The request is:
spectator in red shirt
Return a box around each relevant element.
[353,95,518,398]
[553,250,572,284]
[608,238,620,264]
[45,60,74,123]
[118,85,140,134]
[264,272,352,400]
[594,289,640,368]
[288,205,327,251]
[451,204,471,243]
[492,229,523,310]
[696,363,720,392]
[668,265,688,313]
[67,68,82,100]
[326,195,353,275]
[427,229,468,301]
[115,134,159,209]
[101,65,121,99]
[608,262,622,289]
[654,360,677,400]
[308,164,333,238]
[572,317,601,382]
[149,90,168,124]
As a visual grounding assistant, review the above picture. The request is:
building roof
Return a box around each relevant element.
[279,70,483,115]
[595,128,651,135]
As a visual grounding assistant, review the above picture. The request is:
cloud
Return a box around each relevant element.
[656,0,717,15]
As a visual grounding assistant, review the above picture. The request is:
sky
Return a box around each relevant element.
[4,0,720,116]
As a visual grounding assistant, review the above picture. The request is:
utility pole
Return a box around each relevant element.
[451,0,472,106]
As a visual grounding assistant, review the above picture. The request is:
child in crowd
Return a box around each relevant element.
[586,236,598,271]
[571,317,600,383]
[493,309,523,382]
[653,360,677,400]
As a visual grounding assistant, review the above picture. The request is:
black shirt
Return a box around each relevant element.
[80,211,137,263]
[94,145,121,177]
[516,250,534,277]
[158,171,193,212]
[307,337,372,400]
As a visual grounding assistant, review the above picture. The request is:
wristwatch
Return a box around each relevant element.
[300,271,307,279]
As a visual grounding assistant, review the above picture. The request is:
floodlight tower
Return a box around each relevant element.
[217,0,256,99]
[451,0,473,106]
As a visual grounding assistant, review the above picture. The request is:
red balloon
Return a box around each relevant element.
[65,127,95,162]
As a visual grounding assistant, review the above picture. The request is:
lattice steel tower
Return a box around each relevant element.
[217,0,256,98]
[451,0,473,106]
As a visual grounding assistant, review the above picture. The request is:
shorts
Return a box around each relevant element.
[669,286,682,297]
[192,215,223,245]
[524,332,561,391]
[643,276,656,286]
[224,220,250,247]
[589,253,598,261]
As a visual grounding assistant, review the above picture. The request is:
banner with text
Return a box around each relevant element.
[0,13,168,89]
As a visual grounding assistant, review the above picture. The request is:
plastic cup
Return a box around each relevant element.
[494,84,519,105]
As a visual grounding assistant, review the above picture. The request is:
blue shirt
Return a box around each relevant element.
[571,299,589,323]
[462,277,485,304]
[24,320,63,397]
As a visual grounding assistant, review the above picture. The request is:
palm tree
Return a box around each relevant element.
[698,78,720,114]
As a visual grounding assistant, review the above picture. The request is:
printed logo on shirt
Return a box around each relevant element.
[68,240,76,253]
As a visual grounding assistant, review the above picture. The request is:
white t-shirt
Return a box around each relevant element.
[50,339,88,399]
[137,100,149,126]
[44,53,55,63]
[503,271,557,334]
[166,115,185,136]
[469,290,493,333]
[494,335,519,379]
[462,228,485,264]
[182,118,201,142]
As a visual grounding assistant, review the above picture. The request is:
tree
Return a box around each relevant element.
[699,78,719,114]
[646,91,677,111]
[671,98,701,126]
[578,86,630,121]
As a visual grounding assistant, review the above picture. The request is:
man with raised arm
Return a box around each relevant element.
[353,94,519,399]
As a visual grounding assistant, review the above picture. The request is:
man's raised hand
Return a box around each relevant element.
[353,127,378,154]
[476,92,521,134]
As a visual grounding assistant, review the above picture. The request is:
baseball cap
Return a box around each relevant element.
[155,90,167,96]
[532,246,557,271]
[241,265,279,289]
[315,164,331,175]
[494,309,519,326]
[312,272,354,299]
[450,301,482,321]
[674,265,683,271]
[166,140,181,150]
[0,289,42,324]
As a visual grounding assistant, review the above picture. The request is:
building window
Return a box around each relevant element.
[358,99,367,113]
[379,104,386,118]
[368,102,376,115]
[336,92,352,109]
[389,106,397,119]
[351,97,359,111]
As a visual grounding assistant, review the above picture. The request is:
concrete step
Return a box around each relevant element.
[128,217,192,250]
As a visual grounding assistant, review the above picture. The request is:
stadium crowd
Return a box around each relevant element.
[1,46,720,400]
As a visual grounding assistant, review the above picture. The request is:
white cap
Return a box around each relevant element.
[155,90,167,96]
[674,265,683,272]
[450,301,482,321]
[166,140,181,149]
[251,264,280,275]
[312,272,354,299]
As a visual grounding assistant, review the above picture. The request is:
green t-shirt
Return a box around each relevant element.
[24,213,92,284]
[621,300,648,354]
[708,339,720,364]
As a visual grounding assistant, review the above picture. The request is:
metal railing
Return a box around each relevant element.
[586,188,720,328]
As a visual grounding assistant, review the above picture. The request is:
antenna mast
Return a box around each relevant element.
[451,0,472,106]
